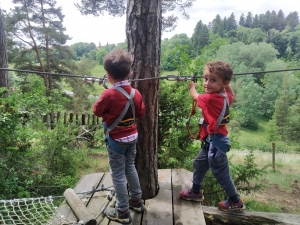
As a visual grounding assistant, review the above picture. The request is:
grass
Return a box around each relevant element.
[237,118,271,149]
[90,64,106,77]
[228,149,300,213]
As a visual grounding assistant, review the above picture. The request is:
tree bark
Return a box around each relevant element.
[0,9,9,89]
[126,0,162,199]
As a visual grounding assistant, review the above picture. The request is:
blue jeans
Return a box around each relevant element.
[192,139,238,198]
[106,138,142,211]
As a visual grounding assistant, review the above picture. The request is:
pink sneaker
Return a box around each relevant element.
[180,188,204,202]
[218,199,245,212]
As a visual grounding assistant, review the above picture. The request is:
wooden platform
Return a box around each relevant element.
[57,169,206,225]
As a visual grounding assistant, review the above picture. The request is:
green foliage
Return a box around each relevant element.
[236,26,267,44]
[193,36,229,73]
[230,150,266,193]
[158,81,198,168]
[215,42,278,76]
[70,42,97,58]
[272,74,299,141]
[161,34,192,71]
[0,79,90,199]
[96,47,108,65]
[232,75,264,129]
[30,122,82,196]
[261,60,288,119]
[245,199,282,213]
[0,87,37,199]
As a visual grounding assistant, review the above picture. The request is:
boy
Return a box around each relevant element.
[93,48,146,224]
[180,60,245,212]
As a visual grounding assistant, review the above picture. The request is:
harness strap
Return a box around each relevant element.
[105,87,135,135]
[215,92,229,131]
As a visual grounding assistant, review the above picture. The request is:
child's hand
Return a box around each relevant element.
[188,81,196,89]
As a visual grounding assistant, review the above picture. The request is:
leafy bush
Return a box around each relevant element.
[158,81,199,168]
[0,79,93,199]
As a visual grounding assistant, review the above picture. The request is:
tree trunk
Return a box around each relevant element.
[126,0,162,199]
[0,9,9,89]
[40,0,52,90]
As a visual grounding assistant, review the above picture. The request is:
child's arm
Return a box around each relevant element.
[188,81,199,101]
[225,84,235,98]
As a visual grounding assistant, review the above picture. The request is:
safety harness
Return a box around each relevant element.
[103,86,136,154]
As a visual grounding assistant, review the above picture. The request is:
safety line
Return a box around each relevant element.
[1,67,300,82]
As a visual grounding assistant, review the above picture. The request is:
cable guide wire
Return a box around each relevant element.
[1,67,300,79]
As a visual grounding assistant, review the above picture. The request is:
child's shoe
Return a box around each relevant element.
[218,199,245,212]
[180,188,204,202]
[129,199,145,213]
[105,207,132,224]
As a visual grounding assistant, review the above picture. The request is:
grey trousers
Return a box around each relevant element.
[192,140,238,198]
[106,139,142,211]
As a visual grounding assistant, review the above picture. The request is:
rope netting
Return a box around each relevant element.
[0,197,79,225]
[0,186,115,225]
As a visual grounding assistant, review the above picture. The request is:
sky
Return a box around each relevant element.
[1,0,299,46]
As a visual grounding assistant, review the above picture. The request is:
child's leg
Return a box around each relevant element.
[107,143,129,212]
[124,142,142,200]
[192,141,210,191]
[208,143,238,198]
[180,141,210,201]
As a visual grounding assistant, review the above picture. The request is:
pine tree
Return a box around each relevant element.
[226,13,237,31]
[252,14,260,28]
[286,11,300,29]
[239,13,245,26]
[5,0,73,90]
[273,75,297,141]
[276,10,286,31]
[287,97,300,143]
[212,14,224,37]
[191,20,209,55]
[245,12,253,28]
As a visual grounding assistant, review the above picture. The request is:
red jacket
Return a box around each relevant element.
[93,85,146,139]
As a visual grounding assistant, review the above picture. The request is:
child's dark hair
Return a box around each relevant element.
[103,48,132,80]
[205,60,233,81]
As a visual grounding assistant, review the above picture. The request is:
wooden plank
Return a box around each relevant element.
[87,172,114,225]
[52,173,105,223]
[172,169,206,225]
[142,169,172,225]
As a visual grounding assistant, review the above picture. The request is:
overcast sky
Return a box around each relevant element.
[1,0,299,46]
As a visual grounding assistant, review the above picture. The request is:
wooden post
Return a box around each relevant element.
[82,114,86,125]
[50,111,55,130]
[272,142,275,170]
[70,113,74,123]
[87,114,90,125]
[64,112,67,124]
[76,113,79,125]
[64,188,96,225]
[92,115,96,125]
[57,112,61,122]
